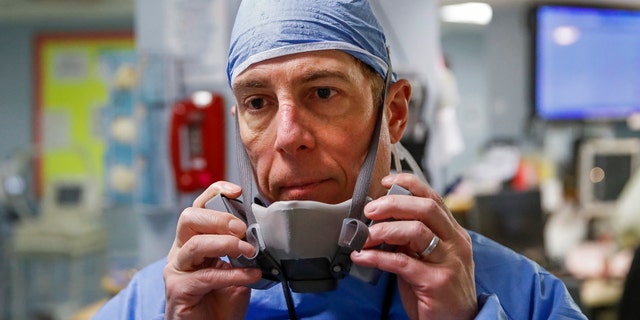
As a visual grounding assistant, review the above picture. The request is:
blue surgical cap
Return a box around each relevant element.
[227,0,391,86]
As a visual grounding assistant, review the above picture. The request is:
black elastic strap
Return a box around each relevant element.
[281,279,298,320]
[380,273,397,320]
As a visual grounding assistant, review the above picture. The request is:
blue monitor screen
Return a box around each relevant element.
[534,5,640,121]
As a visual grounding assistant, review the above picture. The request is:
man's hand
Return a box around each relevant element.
[351,173,478,320]
[163,181,262,320]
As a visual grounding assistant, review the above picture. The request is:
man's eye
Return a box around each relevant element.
[248,98,265,110]
[316,88,334,99]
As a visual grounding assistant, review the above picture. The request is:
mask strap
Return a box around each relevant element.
[347,46,393,222]
[392,142,430,187]
[234,113,257,225]
[391,143,403,175]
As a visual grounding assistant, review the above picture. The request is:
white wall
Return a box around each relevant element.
[440,25,490,185]
[486,4,532,140]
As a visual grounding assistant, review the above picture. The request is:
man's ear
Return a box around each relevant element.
[385,79,411,144]
[231,105,237,117]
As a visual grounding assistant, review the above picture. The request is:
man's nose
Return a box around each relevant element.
[274,103,315,155]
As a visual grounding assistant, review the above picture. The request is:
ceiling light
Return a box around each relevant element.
[440,2,493,25]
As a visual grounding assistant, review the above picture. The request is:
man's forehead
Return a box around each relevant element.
[232,50,361,89]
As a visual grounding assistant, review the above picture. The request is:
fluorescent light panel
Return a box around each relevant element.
[440,2,493,25]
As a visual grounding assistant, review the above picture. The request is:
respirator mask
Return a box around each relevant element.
[206,50,426,295]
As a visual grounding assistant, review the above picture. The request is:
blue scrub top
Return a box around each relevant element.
[92,231,587,319]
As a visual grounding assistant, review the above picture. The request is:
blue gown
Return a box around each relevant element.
[92,231,587,319]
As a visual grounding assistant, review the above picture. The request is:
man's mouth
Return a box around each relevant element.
[279,179,330,199]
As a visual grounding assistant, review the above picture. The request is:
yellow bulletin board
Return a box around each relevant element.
[33,32,134,196]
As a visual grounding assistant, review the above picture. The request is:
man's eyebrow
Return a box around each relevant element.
[232,79,267,91]
[299,70,351,83]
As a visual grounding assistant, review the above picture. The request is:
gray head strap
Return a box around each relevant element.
[347,47,393,221]
[234,113,257,225]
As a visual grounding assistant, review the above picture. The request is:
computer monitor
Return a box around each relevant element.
[531,4,640,121]
[578,138,640,217]
[470,189,545,258]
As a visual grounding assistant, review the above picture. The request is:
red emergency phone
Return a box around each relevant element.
[170,91,225,193]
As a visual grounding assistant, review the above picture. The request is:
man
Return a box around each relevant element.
[94,0,586,319]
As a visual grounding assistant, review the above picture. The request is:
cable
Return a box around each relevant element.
[280,279,298,320]
[380,273,397,320]
[263,249,298,319]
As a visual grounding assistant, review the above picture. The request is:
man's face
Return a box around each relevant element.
[232,50,389,204]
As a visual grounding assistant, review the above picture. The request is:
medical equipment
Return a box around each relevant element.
[578,138,640,218]
[11,175,106,319]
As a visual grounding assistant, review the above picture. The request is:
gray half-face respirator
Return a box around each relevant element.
[206,183,411,293]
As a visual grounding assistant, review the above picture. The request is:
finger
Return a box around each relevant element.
[351,248,461,294]
[381,173,458,222]
[382,173,445,206]
[364,220,436,255]
[351,249,428,284]
[364,193,456,241]
[193,181,242,208]
[165,261,261,296]
[173,234,255,271]
[175,207,247,248]
[189,266,262,291]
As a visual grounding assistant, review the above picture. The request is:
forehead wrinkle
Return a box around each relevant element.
[232,78,267,92]
[299,69,352,84]
[233,67,355,93]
